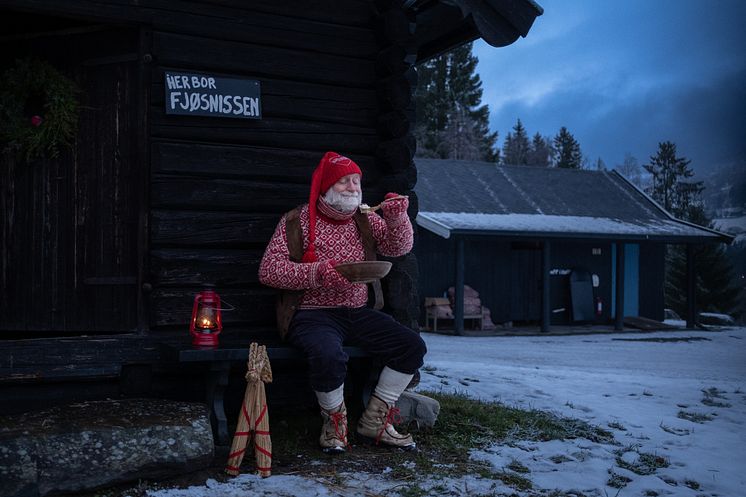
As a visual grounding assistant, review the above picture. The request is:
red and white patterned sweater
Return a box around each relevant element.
[258,198,413,309]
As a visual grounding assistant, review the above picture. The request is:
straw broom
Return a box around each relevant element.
[225,342,273,477]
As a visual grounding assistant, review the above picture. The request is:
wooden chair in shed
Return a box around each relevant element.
[425,297,483,332]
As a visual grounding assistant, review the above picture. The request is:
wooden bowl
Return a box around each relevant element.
[335,261,392,283]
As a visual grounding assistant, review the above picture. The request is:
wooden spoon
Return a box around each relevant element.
[359,195,408,214]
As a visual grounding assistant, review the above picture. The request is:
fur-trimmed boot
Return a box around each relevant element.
[319,402,349,454]
[356,394,416,450]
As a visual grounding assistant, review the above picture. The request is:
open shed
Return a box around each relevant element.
[0,1,542,415]
[414,159,733,333]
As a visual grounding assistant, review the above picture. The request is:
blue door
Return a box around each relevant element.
[611,243,639,317]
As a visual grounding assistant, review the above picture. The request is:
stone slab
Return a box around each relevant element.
[0,399,213,497]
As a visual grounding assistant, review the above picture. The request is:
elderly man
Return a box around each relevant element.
[259,151,426,453]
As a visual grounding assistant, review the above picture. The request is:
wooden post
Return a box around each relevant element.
[454,237,465,335]
[541,240,551,333]
[615,242,625,331]
[136,26,153,334]
[686,244,697,328]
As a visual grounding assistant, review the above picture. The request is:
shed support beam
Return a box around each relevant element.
[454,236,465,335]
[686,244,697,328]
[541,240,551,333]
[615,242,625,331]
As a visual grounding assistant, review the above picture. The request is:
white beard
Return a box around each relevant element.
[323,189,361,213]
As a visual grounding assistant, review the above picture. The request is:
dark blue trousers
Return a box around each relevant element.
[286,307,427,392]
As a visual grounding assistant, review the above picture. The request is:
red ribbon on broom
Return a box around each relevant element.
[225,342,273,477]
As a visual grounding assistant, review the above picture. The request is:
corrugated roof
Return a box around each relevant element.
[414,159,732,243]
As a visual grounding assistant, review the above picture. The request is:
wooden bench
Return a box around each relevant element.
[160,342,375,445]
[424,297,483,332]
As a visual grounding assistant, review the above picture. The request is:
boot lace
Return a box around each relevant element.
[375,406,403,444]
[329,410,350,450]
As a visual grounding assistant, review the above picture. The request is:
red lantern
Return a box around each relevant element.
[190,288,223,347]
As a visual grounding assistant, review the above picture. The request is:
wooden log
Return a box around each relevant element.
[206,0,375,26]
[376,137,416,171]
[150,248,265,287]
[376,8,414,45]
[150,210,280,247]
[0,0,376,37]
[378,163,417,193]
[404,65,418,87]
[153,32,375,88]
[377,110,410,139]
[375,45,409,76]
[151,176,309,212]
[376,74,412,110]
[151,142,381,185]
[150,112,379,155]
[142,0,378,58]
[151,77,378,129]
[150,287,276,327]
[0,335,160,383]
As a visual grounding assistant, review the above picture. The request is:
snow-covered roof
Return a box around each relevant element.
[414,159,731,242]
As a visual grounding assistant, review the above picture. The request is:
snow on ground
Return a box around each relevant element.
[148,327,746,497]
[420,328,746,496]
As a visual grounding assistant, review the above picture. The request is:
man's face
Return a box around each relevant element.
[323,173,362,212]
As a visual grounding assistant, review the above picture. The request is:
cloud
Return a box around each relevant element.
[475,0,746,173]
[489,68,746,172]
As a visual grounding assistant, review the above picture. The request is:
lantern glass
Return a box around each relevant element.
[196,305,217,331]
[190,288,223,347]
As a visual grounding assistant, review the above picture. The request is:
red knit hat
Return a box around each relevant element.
[302,151,362,263]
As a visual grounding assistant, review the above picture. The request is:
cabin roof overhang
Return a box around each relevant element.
[406,0,544,62]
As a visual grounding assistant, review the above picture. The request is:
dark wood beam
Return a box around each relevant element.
[615,243,625,330]
[454,236,465,335]
[541,240,551,333]
[686,244,697,328]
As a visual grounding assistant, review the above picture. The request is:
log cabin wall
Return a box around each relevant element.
[0,0,421,338]
[146,1,420,337]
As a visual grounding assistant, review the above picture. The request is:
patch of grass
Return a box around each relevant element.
[643,491,659,496]
[495,470,533,490]
[677,410,714,423]
[550,454,574,464]
[420,391,615,452]
[659,423,691,436]
[701,387,731,408]
[397,484,429,497]
[659,475,678,486]
[608,421,627,431]
[615,447,669,475]
[684,479,700,490]
[702,387,726,398]
[607,469,632,489]
[506,459,530,473]
[701,397,731,408]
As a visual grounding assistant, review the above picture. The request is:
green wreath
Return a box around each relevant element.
[0,58,79,161]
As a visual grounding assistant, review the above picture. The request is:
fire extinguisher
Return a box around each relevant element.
[595,296,603,316]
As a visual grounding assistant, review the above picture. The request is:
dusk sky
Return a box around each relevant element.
[474,0,746,175]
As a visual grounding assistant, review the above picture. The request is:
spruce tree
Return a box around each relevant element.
[665,208,742,319]
[527,133,552,167]
[414,42,498,161]
[501,118,530,165]
[644,142,741,319]
[553,126,582,168]
[643,141,703,217]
